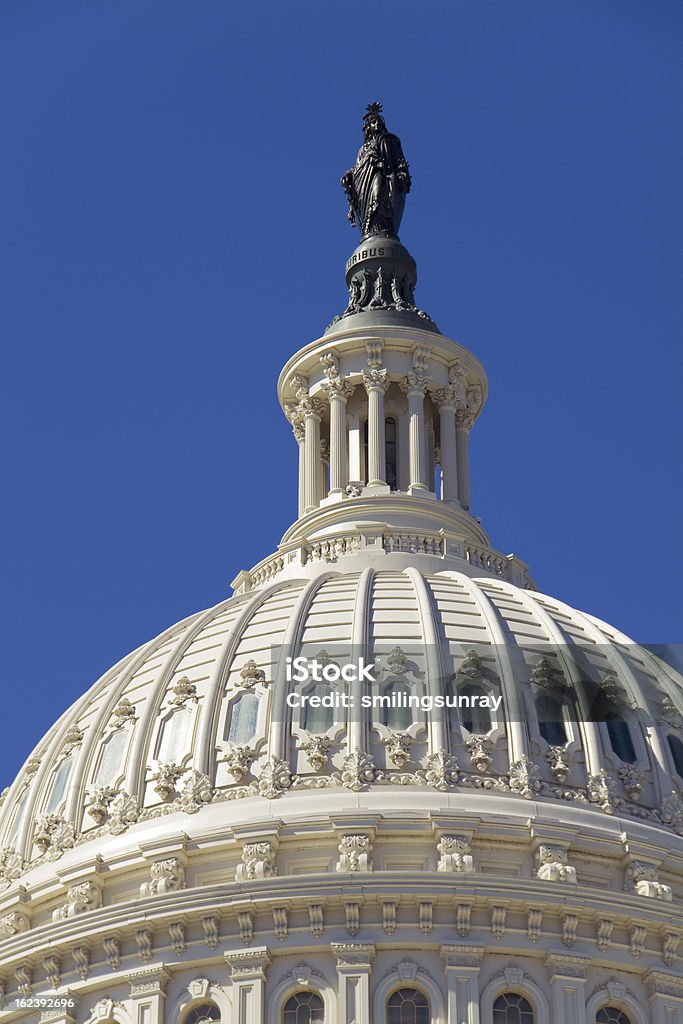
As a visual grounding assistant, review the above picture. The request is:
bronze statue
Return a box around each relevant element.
[341,102,411,238]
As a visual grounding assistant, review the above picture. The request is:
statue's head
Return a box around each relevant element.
[363,101,386,138]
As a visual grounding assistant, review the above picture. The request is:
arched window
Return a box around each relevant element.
[94,728,130,786]
[283,991,324,1024]
[596,1008,631,1024]
[387,988,429,1024]
[5,786,29,846]
[535,693,568,746]
[302,683,334,734]
[606,716,637,764]
[363,417,398,489]
[379,680,414,731]
[157,705,193,762]
[45,755,73,813]
[668,734,683,777]
[226,693,259,745]
[461,683,492,734]
[183,1003,220,1024]
[493,992,534,1023]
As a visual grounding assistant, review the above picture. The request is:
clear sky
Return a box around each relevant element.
[1,1,681,783]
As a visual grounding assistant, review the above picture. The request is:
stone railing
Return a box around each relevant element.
[232,530,535,595]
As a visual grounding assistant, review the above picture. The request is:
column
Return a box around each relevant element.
[332,943,375,1024]
[644,970,683,1024]
[401,374,429,491]
[441,945,483,1024]
[300,396,324,513]
[225,948,271,1024]
[324,378,354,494]
[126,968,170,1024]
[455,408,473,511]
[435,389,458,503]
[545,953,589,1024]
[362,368,389,487]
[285,406,306,518]
[319,439,330,502]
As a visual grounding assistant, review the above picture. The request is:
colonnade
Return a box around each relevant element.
[286,359,478,516]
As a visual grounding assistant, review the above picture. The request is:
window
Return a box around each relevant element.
[183,1003,220,1024]
[668,734,683,777]
[596,1008,631,1024]
[385,417,398,490]
[461,683,492,734]
[302,683,334,734]
[5,787,29,845]
[379,680,414,731]
[94,728,130,786]
[606,716,637,764]
[493,993,534,1024]
[535,693,568,746]
[46,755,73,813]
[226,693,259,745]
[387,988,429,1024]
[157,705,193,762]
[283,992,324,1024]
[363,417,398,489]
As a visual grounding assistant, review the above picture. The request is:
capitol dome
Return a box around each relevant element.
[1,105,682,1024]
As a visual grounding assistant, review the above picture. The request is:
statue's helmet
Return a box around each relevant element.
[363,101,386,133]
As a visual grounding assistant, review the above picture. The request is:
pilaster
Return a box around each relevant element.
[331,942,375,1024]
[441,944,484,1024]
[225,947,271,1024]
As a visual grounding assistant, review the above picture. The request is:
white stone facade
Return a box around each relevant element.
[1,221,682,1024]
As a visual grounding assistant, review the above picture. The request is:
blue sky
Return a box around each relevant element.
[1,0,681,782]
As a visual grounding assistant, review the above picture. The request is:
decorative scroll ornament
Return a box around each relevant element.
[587,770,621,814]
[385,731,412,767]
[107,791,140,834]
[224,745,255,782]
[34,815,76,857]
[237,660,267,689]
[256,757,292,798]
[62,726,84,753]
[301,735,331,772]
[112,697,136,723]
[437,835,474,873]
[625,861,673,901]
[385,646,410,676]
[508,757,542,799]
[466,735,494,773]
[0,912,29,938]
[88,785,118,824]
[169,677,197,706]
[52,881,102,921]
[140,858,186,897]
[153,762,184,802]
[337,833,373,873]
[340,750,376,791]
[459,649,483,679]
[545,745,572,783]
[420,750,459,790]
[536,844,577,883]
[0,847,24,888]
[178,770,213,813]
[236,841,278,882]
[618,764,644,801]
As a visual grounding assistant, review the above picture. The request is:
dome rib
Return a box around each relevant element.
[403,567,448,752]
[348,567,374,754]
[194,581,303,775]
[440,572,527,763]
[497,581,605,778]
[269,571,340,761]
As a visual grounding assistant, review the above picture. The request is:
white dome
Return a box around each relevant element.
[2,565,682,877]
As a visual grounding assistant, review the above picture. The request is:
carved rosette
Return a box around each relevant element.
[508,757,542,799]
[256,757,293,799]
[420,750,459,790]
[108,792,140,834]
[178,770,213,813]
[340,750,376,791]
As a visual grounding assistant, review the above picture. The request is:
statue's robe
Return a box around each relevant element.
[349,131,409,237]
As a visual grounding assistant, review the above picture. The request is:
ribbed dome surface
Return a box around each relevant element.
[2,567,682,884]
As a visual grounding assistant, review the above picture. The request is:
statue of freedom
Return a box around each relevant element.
[341,102,411,238]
